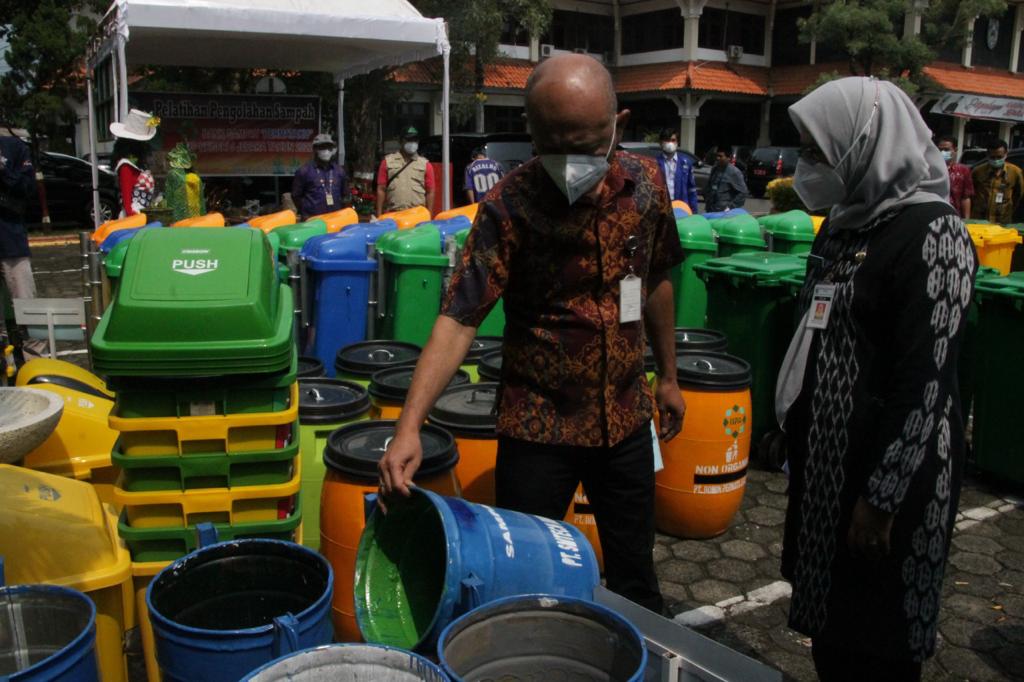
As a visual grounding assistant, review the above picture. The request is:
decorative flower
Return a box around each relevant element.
[147,116,161,128]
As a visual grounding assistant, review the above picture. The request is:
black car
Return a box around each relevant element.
[745,146,800,198]
[418,133,534,206]
[24,152,119,227]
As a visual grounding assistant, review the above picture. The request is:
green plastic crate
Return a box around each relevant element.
[117,497,302,562]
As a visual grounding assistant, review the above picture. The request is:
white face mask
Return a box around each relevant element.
[403,142,418,156]
[793,158,847,211]
[540,118,617,205]
[662,141,677,155]
[316,149,334,162]
[940,149,953,163]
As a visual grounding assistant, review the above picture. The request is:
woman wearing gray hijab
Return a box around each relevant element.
[778,77,976,680]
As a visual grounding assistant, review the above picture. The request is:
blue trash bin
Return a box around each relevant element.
[432,216,472,250]
[98,222,162,253]
[303,221,397,376]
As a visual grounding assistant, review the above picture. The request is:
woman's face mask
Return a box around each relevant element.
[540,118,617,205]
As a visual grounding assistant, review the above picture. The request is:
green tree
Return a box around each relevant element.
[799,0,1007,94]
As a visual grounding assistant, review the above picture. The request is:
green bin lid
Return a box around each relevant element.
[104,236,134,278]
[695,251,806,286]
[676,214,716,252]
[369,367,470,403]
[428,383,498,435]
[273,219,328,252]
[455,227,471,250]
[265,230,281,256]
[464,336,503,363]
[974,272,1024,301]
[477,350,503,381]
[378,224,448,265]
[675,328,728,352]
[758,210,815,243]
[677,352,752,390]
[324,421,458,480]
[297,356,325,379]
[712,214,765,248]
[335,340,422,377]
[298,378,370,424]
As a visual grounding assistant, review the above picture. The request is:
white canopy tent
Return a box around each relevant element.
[85,0,451,227]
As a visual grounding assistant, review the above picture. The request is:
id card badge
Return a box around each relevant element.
[325,193,335,206]
[806,284,836,330]
[620,274,642,323]
[651,420,664,473]
[996,192,1005,205]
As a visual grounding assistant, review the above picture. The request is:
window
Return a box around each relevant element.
[697,8,766,56]
[541,10,614,54]
[94,58,115,143]
[621,9,685,55]
[500,17,530,47]
[772,6,812,66]
[485,106,526,134]
[972,14,1013,69]
[383,101,430,140]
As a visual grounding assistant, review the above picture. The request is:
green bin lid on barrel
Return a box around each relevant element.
[463,336,502,363]
[324,421,458,479]
[477,350,503,382]
[711,213,765,248]
[676,214,717,252]
[757,210,815,243]
[427,383,499,435]
[675,328,728,352]
[676,352,752,390]
[297,356,325,379]
[298,378,370,424]
[335,340,422,377]
[694,251,806,287]
[369,367,471,403]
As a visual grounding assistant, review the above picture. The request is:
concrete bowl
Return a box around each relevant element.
[0,387,64,464]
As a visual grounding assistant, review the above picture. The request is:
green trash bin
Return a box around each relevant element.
[454,227,506,336]
[670,215,717,328]
[696,252,806,444]
[297,378,371,549]
[957,266,1003,431]
[1006,223,1024,272]
[377,224,449,346]
[759,211,815,255]
[273,219,328,261]
[971,273,1024,483]
[712,213,766,258]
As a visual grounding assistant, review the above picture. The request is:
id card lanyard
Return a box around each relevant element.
[319,167,335,206]
[620,234,642,323]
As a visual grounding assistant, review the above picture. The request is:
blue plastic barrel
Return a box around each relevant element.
[146,538,334,682]
[431,216,472,250]
[355,489,600,651]
[438,594,647,682]
[98,222,162,253]
[240,644,449,681]
[0,581,98,681]
[303,221,397,376]
[701,207,749,221]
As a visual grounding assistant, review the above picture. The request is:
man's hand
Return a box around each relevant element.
[377,429,423,513]
[654,379,686,441]
[847,496,894,560]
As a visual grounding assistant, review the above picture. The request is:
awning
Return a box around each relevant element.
[931,93,1024,124]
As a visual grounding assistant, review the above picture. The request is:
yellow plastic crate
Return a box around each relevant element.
[114,457,301,528]
[0,465,134,682]
[967,224,1022,275]
[110,383,298,456]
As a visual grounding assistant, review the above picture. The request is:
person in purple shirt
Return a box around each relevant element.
[291,133,348,219]
[464,147,505,203]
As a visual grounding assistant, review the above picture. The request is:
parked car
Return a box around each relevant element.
[694,146,754,198]
[618,142,706,196]
[745,146,800,198]
[418,133,534,206]
[24,152,119,227]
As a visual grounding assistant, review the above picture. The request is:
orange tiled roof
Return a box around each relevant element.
[615,61,768,95]
[392,58,535,91]
[923,62,1024,100]
[769,62,849,96]
[613,62,690,94]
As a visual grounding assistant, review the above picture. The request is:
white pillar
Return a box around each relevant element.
[441,42,452,212]
[757,100,771,147]
[903,0,927,39]
[999,121,1013,144]
[763,0,776,67]
[963,16,977,68]
[116,36,129,120]
[336,78,345,165]
[612,0,622,65]
[529,35,540,62]
[954,117,967,158]
[676,0,706,62]
[671,93,707,155]
[86,71,101,230]
[1011,3,1024,73]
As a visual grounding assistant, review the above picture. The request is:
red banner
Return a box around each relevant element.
[131,92,321,177]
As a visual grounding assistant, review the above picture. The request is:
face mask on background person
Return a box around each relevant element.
[317,148,334,162]
[990,157,1005,169]
[662,141,677,155]
[940,150,953,163]
[540,118,617,205]
[403,141,419,156]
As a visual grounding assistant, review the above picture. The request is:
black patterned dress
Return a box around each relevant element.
[782,202,977,662]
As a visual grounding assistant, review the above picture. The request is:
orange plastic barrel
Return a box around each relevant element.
[320,420,461,642]
[655,352,752,539]
[91,213,147,245]
[313,207,359,233]
[171,212,225,227]
[563,484,604,572]
[368,366,470,420]
[671,199,692,216]
[380,205,430,229]
[434,203,479,223]
[428,383,499,506]
[250,209,297,233]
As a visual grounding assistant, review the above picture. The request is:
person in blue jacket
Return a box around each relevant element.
[656,128,699,212]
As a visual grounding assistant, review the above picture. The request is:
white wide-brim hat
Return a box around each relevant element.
[109,108,159,141]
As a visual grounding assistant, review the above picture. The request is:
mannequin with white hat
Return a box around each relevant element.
[110,109,160,217]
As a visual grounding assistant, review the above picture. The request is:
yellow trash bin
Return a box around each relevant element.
[967,224,1023,275]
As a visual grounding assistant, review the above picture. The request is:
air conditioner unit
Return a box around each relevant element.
[727,44,744,61]
[540,43,555,58]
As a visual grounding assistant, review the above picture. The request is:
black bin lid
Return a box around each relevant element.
[334,340,421,377]
[464,336,503,363]
[324,421,458,480]
[298,379,370,424]
[428,383,498,435]
[675,328,728,353]
[477,351,503,382]
[297,356,325,379]
[369,367,471,403]
[676,352,752,390]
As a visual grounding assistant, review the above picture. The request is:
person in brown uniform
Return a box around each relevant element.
[971,138,1024,223]
[377,54,687,614]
